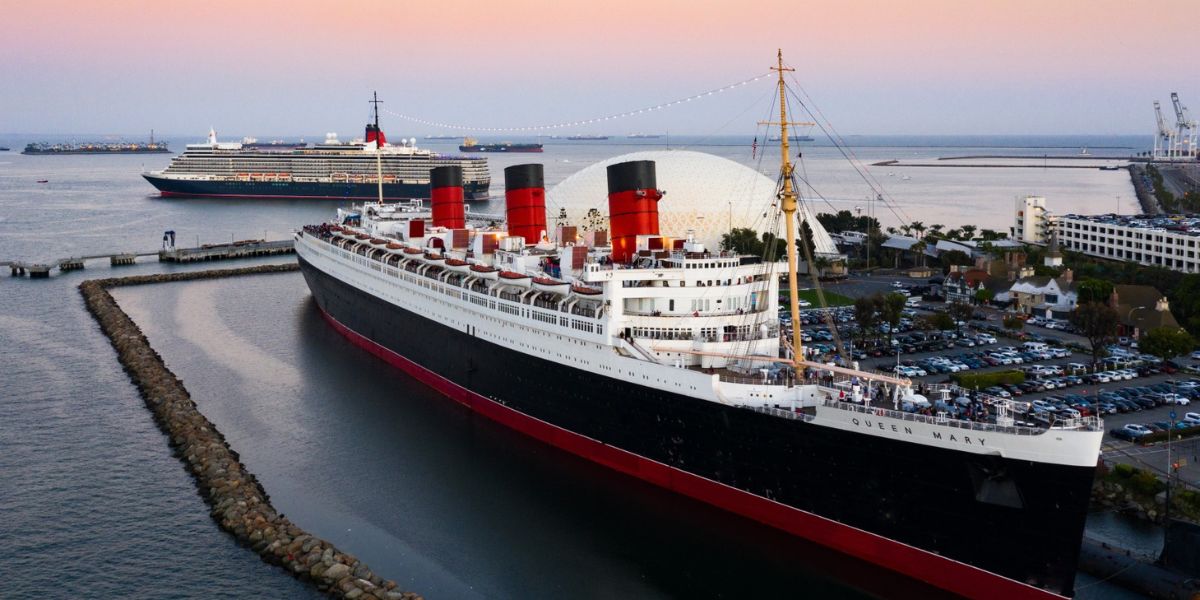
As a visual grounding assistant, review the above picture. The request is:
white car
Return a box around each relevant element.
[1124,424,1152,437]
[1094,373,1112,383]
[1161,394,1191,406]
[1190,350,1200,361]
[977,334,997,344]
[1184,412,1200,423]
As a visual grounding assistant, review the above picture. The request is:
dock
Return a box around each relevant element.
[4,239,295,278]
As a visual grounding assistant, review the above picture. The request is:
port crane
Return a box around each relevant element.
[1154,101,1175,160]
[1170,92,1197,159]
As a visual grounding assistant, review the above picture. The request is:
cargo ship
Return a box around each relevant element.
[567,134,609,140]
[459,137,543,153]
[143,95,490,200]
[294,55,1101,599]
[23,134,170,155]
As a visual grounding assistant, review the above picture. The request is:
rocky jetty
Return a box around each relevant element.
[80,264,419,600]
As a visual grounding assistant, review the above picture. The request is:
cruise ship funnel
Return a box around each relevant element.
[430,166,466,229]
[606,160,661,263]
[504,164,546,244]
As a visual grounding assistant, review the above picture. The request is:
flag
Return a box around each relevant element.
[751,136,757,159]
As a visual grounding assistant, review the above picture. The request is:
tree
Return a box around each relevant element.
[1140,327,1196,363]
[939,249,971,270]
[1071,302,1120,368]
[1076,278,1114,305]
[921,312,955,331]
[582,208,606,231]
[909,240,928,267]
[960,225,977,240]
[880,292,907,343]
[1002,315,1025,334]
[947,301,975,335]
[854,296,880,344]
[812,255,833,278]
[720,227,764,256]
[974,288,995,305]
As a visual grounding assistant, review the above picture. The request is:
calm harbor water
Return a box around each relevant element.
[0,135,1149,598]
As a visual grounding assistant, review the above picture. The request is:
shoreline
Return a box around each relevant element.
[79,263,419,600]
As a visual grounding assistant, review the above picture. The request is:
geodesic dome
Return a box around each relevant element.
[545,150,836,254]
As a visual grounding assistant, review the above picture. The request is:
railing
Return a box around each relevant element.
[741,404,814,422]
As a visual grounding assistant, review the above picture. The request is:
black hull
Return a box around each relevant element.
[143,174,491,201]
[297,254,1094,597]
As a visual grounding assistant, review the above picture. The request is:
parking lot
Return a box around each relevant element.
[795,276,1200,487]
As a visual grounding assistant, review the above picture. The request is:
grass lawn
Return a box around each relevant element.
[790,288,854,308]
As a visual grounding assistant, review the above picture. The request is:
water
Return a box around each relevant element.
[0,135,1150,598]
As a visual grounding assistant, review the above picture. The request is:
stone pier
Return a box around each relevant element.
[79,263,419,600]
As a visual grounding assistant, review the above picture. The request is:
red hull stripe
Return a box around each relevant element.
[158,191,479,201]
[317,306,1062,600]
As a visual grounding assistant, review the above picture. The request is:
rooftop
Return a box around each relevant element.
[1057,213,1200,236]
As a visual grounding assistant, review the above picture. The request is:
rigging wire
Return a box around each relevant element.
[381,73,772,133]
[784,72,914,227]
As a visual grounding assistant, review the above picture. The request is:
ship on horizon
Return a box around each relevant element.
[142,94,490,201]
[566,134,609,140]
[459,137,543,153]
[292,53,1101,600]
[23,131,169,155]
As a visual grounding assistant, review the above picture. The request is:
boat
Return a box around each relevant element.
[627,133,663,139]
[459,137,544,153]
[142,93,490,200]
[36,179,49,183]
[0,146,10,151]
[23,135,170,155]
[294,54,1101,600]
[566,134,609,140]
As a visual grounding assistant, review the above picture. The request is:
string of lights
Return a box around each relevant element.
[380,73,772,132]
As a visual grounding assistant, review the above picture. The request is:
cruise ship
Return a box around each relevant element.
[143,98,490,200]
[294,56,1102,599]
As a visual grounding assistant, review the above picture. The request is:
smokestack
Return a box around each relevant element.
[365,123,387,147]
[504,164,547,244]
[606,160,661,262]
[430,166,465,229]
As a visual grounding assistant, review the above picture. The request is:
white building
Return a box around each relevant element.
[1056,214,1200,274]
[1013,196,1051,243]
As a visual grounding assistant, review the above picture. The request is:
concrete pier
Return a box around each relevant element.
[79,265,419,600]
[159,239,295,263]
[4,239,294,278]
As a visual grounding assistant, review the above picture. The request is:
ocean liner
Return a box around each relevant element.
[295,54,1102,599]
[143,95,490,200]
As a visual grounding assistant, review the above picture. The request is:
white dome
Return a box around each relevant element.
[545,150,836,254]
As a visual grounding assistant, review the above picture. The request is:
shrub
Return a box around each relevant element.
[1112,463,1135,478]
[951,370,1026,388]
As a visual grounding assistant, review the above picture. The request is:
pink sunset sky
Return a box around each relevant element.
[1,0,1196,136]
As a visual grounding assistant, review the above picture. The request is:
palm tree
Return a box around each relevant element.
[909,240,928,267]
[927,223,945,239]
[960,224,977,240]
[910,221,927,240]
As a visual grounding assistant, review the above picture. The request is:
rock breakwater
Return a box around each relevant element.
[80,263,419,600]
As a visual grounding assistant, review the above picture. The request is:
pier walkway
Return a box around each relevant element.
[3,239,295,278]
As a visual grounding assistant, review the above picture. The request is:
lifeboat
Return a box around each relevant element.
[355,233,370,240]
[571,284,602,296]
[369,238,389,246]
[386,242,403,250]
[424,253,446,263]
[444,258,470,273]
[469,263,499,281]
[532,276,571,294]
[403,247,423,255]
[499,270,532,289]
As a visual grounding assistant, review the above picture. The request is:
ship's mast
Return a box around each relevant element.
[371,91,384,203]
[762,50,803,366]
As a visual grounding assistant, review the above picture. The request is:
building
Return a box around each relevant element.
[1110,284,1183,339]
[1056,214,1200,274]
[1013,196,1051,243]
[1006,270,1077,318]
[944,267,1012,304]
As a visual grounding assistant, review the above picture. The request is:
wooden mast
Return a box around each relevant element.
[765,50,803,367]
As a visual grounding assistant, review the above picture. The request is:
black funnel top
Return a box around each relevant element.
[430,165,463,188]
[606,160,657,194]
[504,163,544,190]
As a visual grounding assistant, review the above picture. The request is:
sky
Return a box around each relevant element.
[2,0,1197,137]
